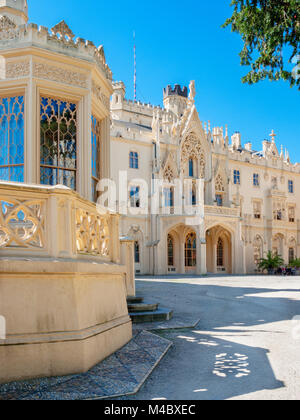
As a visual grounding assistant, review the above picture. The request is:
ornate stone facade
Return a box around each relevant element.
[110,81,300,276]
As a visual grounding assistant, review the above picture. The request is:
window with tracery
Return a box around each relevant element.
[0,95,24,182]
[215,175,225,193]
[181,134,205,178]
[168,234,174,266]
[40,96,77,190]
[185,232,197,267]
[91,115,101,202]
[217,238,224,267]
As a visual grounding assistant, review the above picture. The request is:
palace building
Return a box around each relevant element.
[111,81,300,276]
[0,0,299,384]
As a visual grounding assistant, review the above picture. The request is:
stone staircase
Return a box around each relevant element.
[127,296,174,324]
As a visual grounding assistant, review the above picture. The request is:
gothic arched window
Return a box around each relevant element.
[168,234,174,267]
[134,241,140,263]
[185,232,197,267]
[217,238,224,267]
[189,159,194,177]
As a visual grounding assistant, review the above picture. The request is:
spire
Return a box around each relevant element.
[0,0,28,25]
[270,129,276,144]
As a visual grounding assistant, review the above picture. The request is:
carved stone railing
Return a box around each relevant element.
[0,182,119,262]
[205,205,240,218]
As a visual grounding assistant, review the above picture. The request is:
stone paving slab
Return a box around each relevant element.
[0,330,172,401]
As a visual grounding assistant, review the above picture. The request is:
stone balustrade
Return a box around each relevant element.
[0,181,119,262]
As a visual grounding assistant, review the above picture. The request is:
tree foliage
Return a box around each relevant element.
[223,0,300,89]
[289,257,300,268]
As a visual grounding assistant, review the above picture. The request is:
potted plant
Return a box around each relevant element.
[257,251,284,275]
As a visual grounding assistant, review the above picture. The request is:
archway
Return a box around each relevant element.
[166,228,181,274]
[206,225,232,274]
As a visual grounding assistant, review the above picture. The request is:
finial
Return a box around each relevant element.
[225,124,228,137]
[270,129,276,143]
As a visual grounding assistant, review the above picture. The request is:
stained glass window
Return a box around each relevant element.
[91,115,101,202]
[0,95,24,182]
[40,96,77,190]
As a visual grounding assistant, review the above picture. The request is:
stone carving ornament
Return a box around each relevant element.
[76,209,110,257]
[0,15,19,40]
[181,134,205,177]
[51,20,74,42]
[33,62,87,88]
[0,199,45,249]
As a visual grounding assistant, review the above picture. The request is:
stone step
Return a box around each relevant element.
[128,302,159,313]
[129,308,174,324]
[127,296,144,304]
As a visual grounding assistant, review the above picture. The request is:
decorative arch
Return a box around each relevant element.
[288,236,297,263]
[215,174,225,192]
[206,224,233,274]
[162,152,178,183]
[181,133,205,178]
[272,233,285,257]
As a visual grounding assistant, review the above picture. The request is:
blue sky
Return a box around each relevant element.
[29,0,299,161]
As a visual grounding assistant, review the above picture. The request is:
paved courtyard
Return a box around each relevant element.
[123,275,300,400]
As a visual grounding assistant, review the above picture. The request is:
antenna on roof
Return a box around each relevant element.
[133,31,137,102]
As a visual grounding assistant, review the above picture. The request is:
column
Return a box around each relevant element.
[78,93,91,200]
[25,74,38,184]
[179,241,185,275]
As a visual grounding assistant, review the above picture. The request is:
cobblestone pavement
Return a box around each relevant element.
[119,275,300,400]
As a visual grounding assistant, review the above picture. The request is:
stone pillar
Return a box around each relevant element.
[179,241,185,274]
[25,76,37,184]
[120,238,135,297]
[109,214,121,264]
[80,92,92,201]
[212,241,217,274]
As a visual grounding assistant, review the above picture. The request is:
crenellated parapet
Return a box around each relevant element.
[0,18,113,81]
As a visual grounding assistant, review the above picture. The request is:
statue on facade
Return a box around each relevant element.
[189,80,196,103]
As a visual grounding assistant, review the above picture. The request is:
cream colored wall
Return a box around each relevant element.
[110,85,300,275]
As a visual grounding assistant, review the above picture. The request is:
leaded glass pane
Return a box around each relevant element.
[40,97,77,189]
[0,95,24,182]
